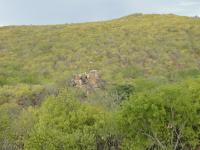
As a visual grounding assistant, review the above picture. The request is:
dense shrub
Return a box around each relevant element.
[0,84,45,106]
[112,84,135,102]
[0,103,21,150]
[1,14,200,150]
[25,89,120,150]
[119,79,200,149]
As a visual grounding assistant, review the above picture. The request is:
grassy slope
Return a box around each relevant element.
[1,14,200,88]
[2,14,200,149]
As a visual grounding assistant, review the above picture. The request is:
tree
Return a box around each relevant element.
[119,79,200,149]
[25,89,112,150]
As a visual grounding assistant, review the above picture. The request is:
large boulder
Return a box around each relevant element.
[71,70,104,93]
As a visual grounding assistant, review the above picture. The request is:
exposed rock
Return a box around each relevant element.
[71,70,104,93]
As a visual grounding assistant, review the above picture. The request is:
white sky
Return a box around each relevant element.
[0,0,200,26]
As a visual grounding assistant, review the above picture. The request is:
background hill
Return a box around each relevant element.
[1,14,200,87]
[1,14,200,149]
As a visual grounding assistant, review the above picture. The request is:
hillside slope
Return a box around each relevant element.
[1,14,200,150]
[1,14,200,107]
[1,14,200,87]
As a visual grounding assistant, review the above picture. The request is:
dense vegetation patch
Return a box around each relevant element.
[1,14,200,149]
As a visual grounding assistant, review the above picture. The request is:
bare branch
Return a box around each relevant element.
[139,129,166,149]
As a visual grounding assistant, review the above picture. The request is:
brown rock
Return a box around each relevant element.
[71,70,104,93]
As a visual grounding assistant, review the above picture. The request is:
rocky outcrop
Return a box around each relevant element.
[71,70,104,93]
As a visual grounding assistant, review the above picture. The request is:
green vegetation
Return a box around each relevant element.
[1,14,200,149]
[120,79,200,149]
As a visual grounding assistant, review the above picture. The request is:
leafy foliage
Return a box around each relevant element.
[25,89,119,150]
[119,79,200,149]
[1,14,200,149]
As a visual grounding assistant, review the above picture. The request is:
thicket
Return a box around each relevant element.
[1,14,200,149]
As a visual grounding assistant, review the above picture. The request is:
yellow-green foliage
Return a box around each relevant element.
[25,89,114,150]
[1,14,200,87]
[0,84,44,106]
[1,14,200,150]
[119,78,200,149]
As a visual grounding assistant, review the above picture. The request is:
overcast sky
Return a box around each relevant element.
[0,0,200,26]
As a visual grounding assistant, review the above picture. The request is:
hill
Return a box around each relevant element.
[1,14,200,86]
[1,14,200,149]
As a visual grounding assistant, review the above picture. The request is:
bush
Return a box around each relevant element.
[10,107,37,150]
[0,103,21,150]
[0,84,45,106]
[119,79,200,149]
[24,89,117,150]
